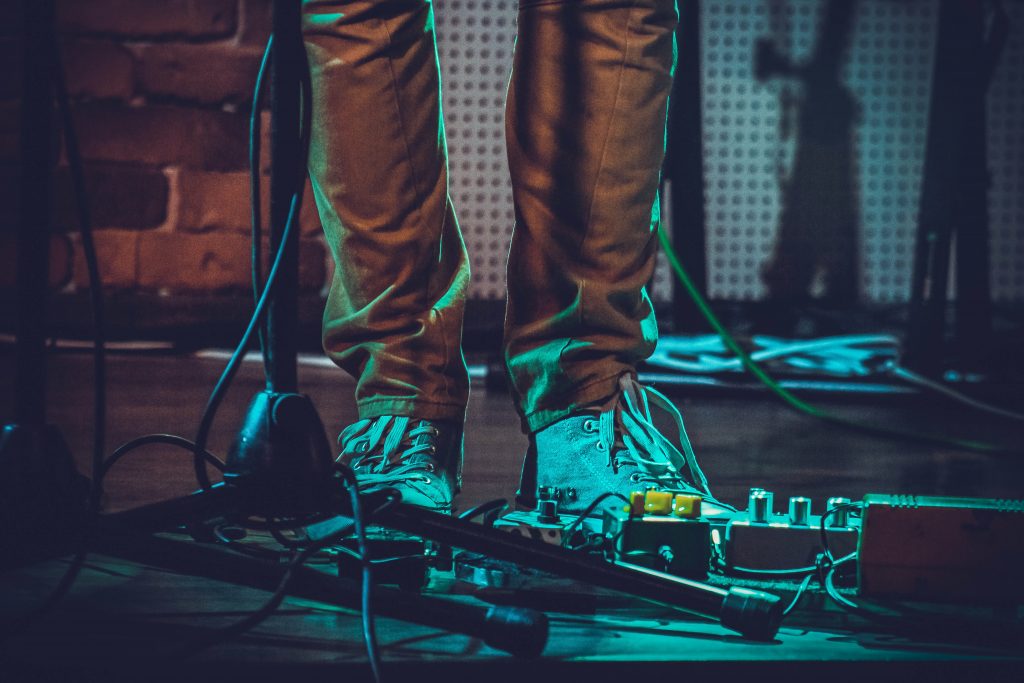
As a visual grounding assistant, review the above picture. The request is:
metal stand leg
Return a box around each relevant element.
[0,0,91,568]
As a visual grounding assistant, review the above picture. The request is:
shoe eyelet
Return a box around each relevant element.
[582,419,597,433]
[595,440,606,452]
[630,473,642,483]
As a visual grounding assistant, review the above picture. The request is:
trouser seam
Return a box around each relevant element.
[379,15,427,207]
[379,7,454,403]
[433,204,453,403]
[579,0,638,243]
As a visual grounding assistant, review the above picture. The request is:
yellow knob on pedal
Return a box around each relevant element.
[626,491,646,517]
[644,490,674,515]
[673,494,702,519]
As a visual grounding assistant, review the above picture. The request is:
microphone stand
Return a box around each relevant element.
[0,0,91,568]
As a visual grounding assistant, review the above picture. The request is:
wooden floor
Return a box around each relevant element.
[1,348,1023,681]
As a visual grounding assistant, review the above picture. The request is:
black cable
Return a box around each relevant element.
[823,562,907,625]
[823,564,1024,651]
[298,35,314,196]
[457,498,508,523]
[823,566,872,615]
[192,31,314,490]
[239,514,334,531]
[782,573,814,616]
[214,529,289,562]
[173,39,328,654]
[339,465,383,683]
[3,36,110,641]
[269,524,307,549]
[3,438,231,638]
[888,363,1024,423]
[175,521,356,657]
[101,434,225,480]
[175,482,397,659]
[250,34,274,381]
[191,190,300,489]
[720,550,857,578]
[658,227,1022,456]
[819,502,862,563]
[332,545,426,566]
[562,492,632,541]
[714,505,862,621]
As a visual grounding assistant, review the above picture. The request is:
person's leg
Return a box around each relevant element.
[304,0,469,423]
[504,0,675,433]
[504,0,726,515]
[303,0,469,508]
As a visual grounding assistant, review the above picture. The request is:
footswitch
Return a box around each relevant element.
[602,506,710,578]
[332,528,435,592]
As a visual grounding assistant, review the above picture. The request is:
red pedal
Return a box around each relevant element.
[858,494,1024,603]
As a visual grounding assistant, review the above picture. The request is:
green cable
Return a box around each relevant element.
[656,227,1016,456]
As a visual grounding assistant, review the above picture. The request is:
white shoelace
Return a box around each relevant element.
[588,376,732,510]
[337,416,437,486]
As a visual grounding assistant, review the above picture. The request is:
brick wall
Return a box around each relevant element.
[1,0,327,298]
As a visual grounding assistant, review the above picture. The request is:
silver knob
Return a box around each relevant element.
[749,490,773,523]
[788,497,811,525]
[748,488,773,513]
[826,497,852,527]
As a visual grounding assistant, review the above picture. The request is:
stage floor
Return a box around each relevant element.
[2,350,1022,680]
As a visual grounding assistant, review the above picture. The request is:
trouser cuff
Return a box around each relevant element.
[356,396,468,424]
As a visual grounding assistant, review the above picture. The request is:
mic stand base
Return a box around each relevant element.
[0,423,90,569]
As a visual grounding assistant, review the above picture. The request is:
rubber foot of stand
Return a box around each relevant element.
[0,423,90,567]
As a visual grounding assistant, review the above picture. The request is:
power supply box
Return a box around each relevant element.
[857,494,1024,603]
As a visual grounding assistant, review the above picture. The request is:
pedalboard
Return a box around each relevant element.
[455,488,1024,617]
[858,494,1024,603]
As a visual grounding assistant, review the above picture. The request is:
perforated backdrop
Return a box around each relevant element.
[434,0,1023,304]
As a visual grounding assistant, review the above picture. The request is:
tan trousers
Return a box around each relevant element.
[303,0,677,433]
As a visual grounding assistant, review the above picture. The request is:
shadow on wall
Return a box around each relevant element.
[755,0,860,307]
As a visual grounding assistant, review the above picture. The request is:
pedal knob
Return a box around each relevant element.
[626,491,646,517]
[749,490,773,523]
[644,490,674,516]
[673,494,702,519]
[537,497,559,525]
[826,497,852,527]
[788,497,812,526]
